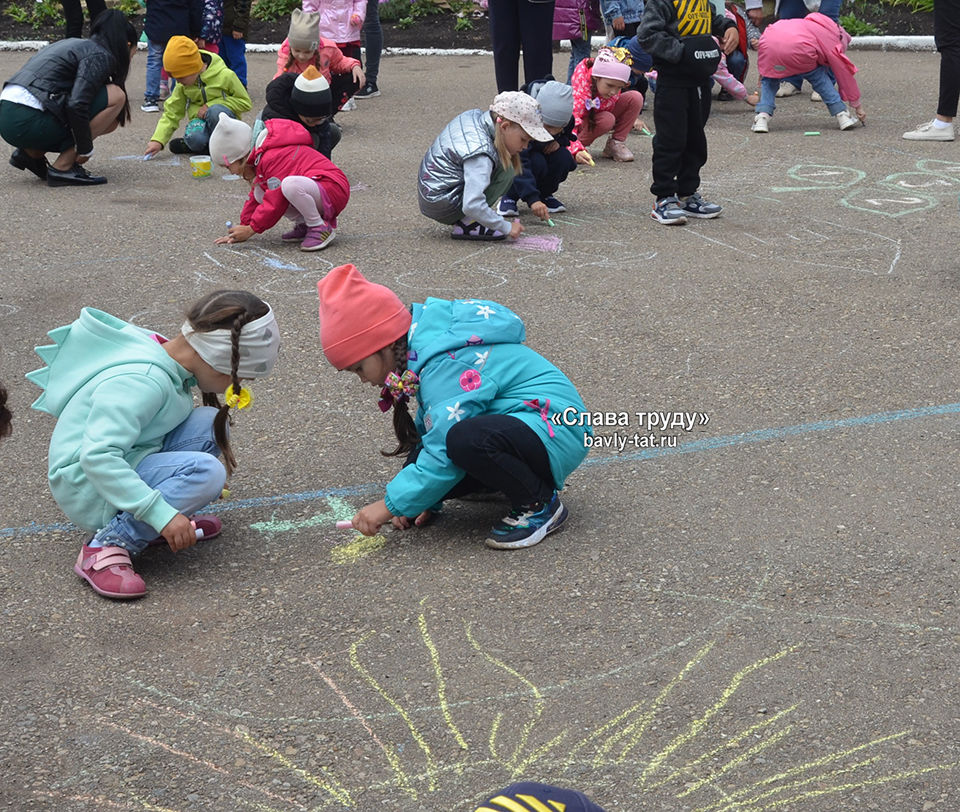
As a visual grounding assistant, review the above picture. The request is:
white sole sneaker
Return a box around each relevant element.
[776,84,800,97]
[837,111,859,131]
[902,120,955,141]
[810,91,822,102]
[751,114,770,133]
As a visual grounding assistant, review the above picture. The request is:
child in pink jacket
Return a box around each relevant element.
[306,0,365,64]
[570,46,643,162]
[751,12,866,133]
[209,113,350,252]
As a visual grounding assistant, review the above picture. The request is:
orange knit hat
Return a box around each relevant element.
[163,36,203,78]
[317,265,412,370]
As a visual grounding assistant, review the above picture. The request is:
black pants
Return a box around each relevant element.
[650,82,711,200]
[936,0,960,117]
[62,0,106,38]
[509,148,576,201]
[405,414,554,509]
[488,0,557,92]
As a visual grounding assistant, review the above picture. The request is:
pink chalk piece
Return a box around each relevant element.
[336,520,354,529]
[511,235,563,253]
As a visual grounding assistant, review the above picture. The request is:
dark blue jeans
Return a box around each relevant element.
[363,0,383,85]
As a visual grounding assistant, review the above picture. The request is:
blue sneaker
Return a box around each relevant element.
[679,192,722,219]
[497,196,519,217]
[485,491,568,549]
[542,195,566,213]
[650,196,688,225]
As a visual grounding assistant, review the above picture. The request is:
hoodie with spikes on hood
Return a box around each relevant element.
[383,298,591,520]
[27,308,197,534]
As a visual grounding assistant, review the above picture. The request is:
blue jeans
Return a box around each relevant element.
[757,66,846,117]
[725,48,747,82]
[218,34,247,86]
[145,39,163,101]
[777,0,841,89]
[363,0,382,84]
[184,103,235,153]
[567,37,591,83]
[94,407,227,555]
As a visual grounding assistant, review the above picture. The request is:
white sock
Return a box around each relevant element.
[933,118,952,129]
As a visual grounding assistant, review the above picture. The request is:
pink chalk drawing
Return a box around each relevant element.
[459,369,482,392]
[511,235,563,253]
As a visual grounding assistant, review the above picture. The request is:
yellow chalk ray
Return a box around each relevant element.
[331,533,387,564]
[512,730,569,777]
[639,645,801,787]
[349,630,439,792]
[419,599,470,756]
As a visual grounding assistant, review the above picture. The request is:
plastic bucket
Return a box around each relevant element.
[190,155,212,178]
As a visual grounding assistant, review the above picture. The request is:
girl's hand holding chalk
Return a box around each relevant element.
[215,223,254,245]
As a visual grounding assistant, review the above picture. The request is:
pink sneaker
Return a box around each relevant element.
[602,137,634,162]
[148,513,223,547]
[74,544,146,599]
[300,224,336,251]
[281,222,309,242]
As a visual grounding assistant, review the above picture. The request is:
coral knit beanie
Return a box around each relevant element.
[317,265,412,370]
[163,35,203,78]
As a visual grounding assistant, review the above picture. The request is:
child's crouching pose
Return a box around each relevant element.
[751,13,865,134]
[499,79,578,221]
[475,783,607,812]
[418,91,554,242]
[211,113,350,252]
[27,292,281,599]
[317,264,592,549]
[571,47,644,163]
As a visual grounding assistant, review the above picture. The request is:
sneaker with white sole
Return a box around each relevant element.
[836,110,859,130]
[485,491,568,549]
[497,196,519,217]
[650,196,688,225]
[355,82,380,98]
[282,222,309,241]
[752,112,770,133]
[340,97,357,111]
[680,192,722,219]
[140,99,160,113]
[902,119,955,141]
[301,224,335,251]
[543,195,566,213]
[810,90,822,102]
[776,83,800,97]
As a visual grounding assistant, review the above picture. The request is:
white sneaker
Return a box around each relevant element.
[751,112,770,133]
[776,83,800,98]
[836,110,859,130]
[341,97,357,112]
[810,90,822,102]
[902,119,955,141]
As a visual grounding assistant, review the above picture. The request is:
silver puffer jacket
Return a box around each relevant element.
[417,108,498,222]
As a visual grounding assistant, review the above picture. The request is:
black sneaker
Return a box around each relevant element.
[46,163,107,187]
[168,138,191,154]
[9,148,48,180]
[543,195,566,213]
[140,98,160,112]
[485,491,568,549]
[355,82,380,99]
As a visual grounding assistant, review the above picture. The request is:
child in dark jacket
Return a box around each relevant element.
[142,0,202,111]
[262,66,342,158]
[219,0,250,86]
[498,79,578,221]
[639,0,738,224]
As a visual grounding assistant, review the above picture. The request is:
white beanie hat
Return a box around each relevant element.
[208,112,253,167]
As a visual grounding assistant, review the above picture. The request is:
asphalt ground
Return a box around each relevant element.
[1,49,959,811]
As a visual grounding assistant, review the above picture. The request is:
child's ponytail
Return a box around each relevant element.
[383,335,420,458]
[490,111,524,174]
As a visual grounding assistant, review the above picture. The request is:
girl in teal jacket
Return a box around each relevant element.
[317,263,591,550]
[27,290,280,600]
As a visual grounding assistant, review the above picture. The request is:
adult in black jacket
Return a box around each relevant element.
[0,10,137,187]
[261,67,342,158]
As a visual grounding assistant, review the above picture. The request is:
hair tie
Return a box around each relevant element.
[224,384,253,410]
[378,370,419,412]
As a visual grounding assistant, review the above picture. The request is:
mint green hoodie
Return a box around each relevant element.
[27,308,196,533]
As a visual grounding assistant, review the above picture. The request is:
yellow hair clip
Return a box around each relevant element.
[224,384,253,410]
[610,46,633,66]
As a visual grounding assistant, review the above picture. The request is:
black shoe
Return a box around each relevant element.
[716,89,734,102]
[168,138,191,154]
[46,163,107,187]
[9,148,48,180]
[354,82,380,99]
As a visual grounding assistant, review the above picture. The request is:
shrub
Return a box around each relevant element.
[4,0,64,30]
[252,0,300,22]
[840,12,882,35]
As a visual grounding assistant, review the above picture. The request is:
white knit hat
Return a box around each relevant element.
[208,112,253,167]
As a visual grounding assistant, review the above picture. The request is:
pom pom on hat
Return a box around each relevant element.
[291,65,332,118]
[163,35,203,79]
[530,81,573,128]
[288,8,321,52]
[209,112,253,167]
[317,264,412,370]
[591,46,632,84]
[489,91,553,143]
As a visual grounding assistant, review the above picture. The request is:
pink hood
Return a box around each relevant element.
[757,13,861,106]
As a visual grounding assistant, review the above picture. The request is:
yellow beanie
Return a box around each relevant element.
[163,36,203,78]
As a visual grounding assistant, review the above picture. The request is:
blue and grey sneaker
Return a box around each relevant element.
[679,192,722,219]
[543,195,566,213]
[485,491,568,549]
[650,196,688,225]
[497,196,519,217]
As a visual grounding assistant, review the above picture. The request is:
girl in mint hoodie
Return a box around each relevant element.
[317,264,592,550]
[27,291,280,600]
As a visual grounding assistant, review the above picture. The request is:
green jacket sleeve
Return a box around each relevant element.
[149,86,188,145]
[220,72,252,115]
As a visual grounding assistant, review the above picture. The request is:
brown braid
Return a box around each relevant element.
[383,335,420,457]
[187,290,269,476]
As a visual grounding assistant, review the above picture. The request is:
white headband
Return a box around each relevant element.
[181,306,280,378]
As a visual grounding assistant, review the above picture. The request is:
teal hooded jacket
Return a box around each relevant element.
[383,298,591,519]
[27,308,197,534]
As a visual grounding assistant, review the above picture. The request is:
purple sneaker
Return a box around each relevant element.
[281,222,309,242]
[451,220,505,241]
[300,224,336,251]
